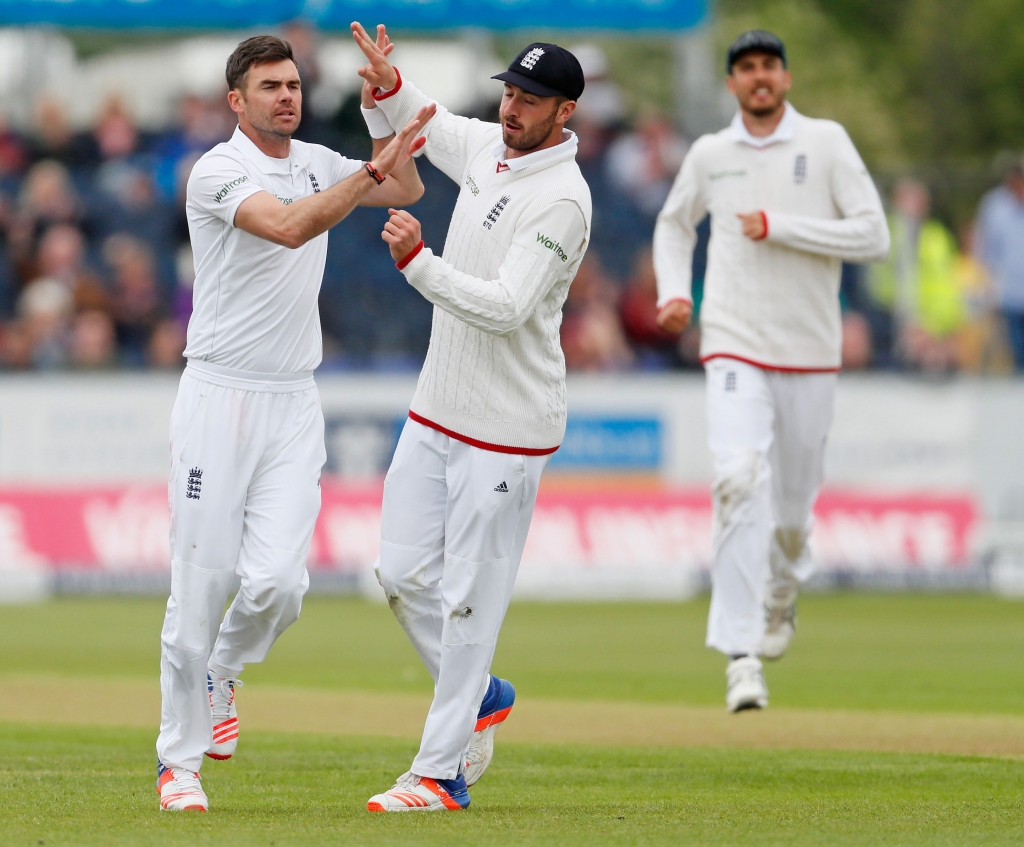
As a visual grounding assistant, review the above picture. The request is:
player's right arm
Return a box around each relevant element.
[232,107,431,249]
[652,142,707,333]
[352,22,488,184]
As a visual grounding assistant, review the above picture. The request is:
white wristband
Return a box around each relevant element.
[361,105,394,139]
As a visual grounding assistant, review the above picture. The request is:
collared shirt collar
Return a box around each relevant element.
[491,130,578,173]
[228,125,311,175]
[729,103,798,149]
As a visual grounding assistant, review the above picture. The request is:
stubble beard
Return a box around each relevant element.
[247,104,299,141]
[743,91,786,120]
[502,109,558,152]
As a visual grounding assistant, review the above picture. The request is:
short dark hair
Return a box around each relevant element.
[226,35,295,92]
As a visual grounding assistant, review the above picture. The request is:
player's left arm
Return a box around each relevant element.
[381,200,587,336]
[742,126,890,263]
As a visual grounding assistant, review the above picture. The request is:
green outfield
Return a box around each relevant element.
[1,594,1023,845]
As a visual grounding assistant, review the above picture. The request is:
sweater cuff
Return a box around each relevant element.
[396,240,425,271]
[372,67,403,101]
[756,211,769,241]
[374,72,433,139]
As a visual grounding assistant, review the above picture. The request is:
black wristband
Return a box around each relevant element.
[365,163,386,185]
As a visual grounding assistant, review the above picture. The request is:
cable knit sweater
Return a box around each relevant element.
[375,74,591,452]
[653,105,889,371]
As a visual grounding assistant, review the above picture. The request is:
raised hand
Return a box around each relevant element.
[382,208,423,262]
[369,103,436,177]
[351,22,399,91]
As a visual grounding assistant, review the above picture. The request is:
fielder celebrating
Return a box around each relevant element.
[156,34,433,812]
[653,31,889,712]
[351,22,591,812]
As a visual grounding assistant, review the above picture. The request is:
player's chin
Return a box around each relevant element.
[273,115,300,133]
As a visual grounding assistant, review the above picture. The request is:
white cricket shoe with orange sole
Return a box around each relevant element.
[157,761,208,811]
[206,672,242,760]
[366,772,471,812]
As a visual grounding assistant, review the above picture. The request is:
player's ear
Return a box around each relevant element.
[558,99,576,124]
[227,88,246,115]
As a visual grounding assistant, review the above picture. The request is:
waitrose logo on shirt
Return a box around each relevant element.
[213,176,250,203]
[537,232,569,262]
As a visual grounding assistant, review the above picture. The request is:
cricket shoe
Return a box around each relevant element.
[464,675,515,786]
[206,672,243,760]
[726,656,768,712]
[157,761,208,812]
[366,772,470,812]
[762,598,797,661]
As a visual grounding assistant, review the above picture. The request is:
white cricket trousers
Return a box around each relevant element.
[704,358,836,657]
[157,362,326,772]
[375,419,548,780]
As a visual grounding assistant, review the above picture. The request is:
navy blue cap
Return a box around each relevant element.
[726,30,787,73]
[492,43,585,101]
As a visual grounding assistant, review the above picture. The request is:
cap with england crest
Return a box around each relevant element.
[492,43,585,101]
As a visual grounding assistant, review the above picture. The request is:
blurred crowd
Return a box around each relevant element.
[0,32,1021,375]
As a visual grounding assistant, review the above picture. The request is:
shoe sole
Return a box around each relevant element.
[205,752,232,760]
[366,801,464,813]
[729,699,768,713]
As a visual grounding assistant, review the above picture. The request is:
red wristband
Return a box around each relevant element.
[364,162,386,185]
[372,67,403,101]
[396,240,425,270]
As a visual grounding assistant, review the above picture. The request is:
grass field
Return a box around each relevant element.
[1,594,1023,845]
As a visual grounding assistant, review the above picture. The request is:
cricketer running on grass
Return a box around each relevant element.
[654,31,889,713]
[351,22,591,813]
[155,34,435,812]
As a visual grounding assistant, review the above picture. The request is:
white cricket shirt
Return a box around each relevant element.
[653,104,889,371]
[184,126,363,375]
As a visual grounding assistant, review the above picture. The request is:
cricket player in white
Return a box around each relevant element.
[653,31,889,712]
[350,23,591,812]
[156,34,435,812]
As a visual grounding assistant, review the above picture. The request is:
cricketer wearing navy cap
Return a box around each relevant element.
[351,22,592,813]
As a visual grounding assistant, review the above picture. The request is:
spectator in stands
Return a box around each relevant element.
[619,247,688,368]
[146,318,186,369]
[955,221,1011,373]
[976,158,1024,370]
[841,311,874,370]
[26,98,92,169]
[606,112,688,217]
[869,179,964,372]
[10,160,88,285]
[570,44,627,132]
[103,234,165,366]
[35,224,109,314]
[0,322,32,368]
[561,255,634,371]
[68,309,117,369]
[152,94,233,201]
[18,276,72,369]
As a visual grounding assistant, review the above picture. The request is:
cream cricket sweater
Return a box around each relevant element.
[375,73,591,452]
[653,104,889,371]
